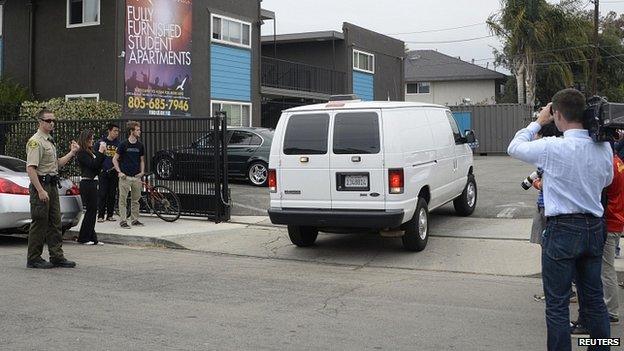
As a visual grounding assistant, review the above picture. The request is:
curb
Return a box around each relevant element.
[65,230,186,250]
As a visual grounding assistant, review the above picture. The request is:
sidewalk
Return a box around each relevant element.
[65,215,624,277]
[65,215,272,248]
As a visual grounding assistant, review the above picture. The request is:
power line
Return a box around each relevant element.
[598,46,624,65]
[533,52,624,66]
[407,44,622,66]
[387,22,485,35]
[404,44,624,70]
[404,35,495,44]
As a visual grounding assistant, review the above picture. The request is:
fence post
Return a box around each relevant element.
[212,112,222,222]
[220,111,230,222]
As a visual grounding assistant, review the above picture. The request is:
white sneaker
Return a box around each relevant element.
[82,241,95,245]
[96,242,104,246]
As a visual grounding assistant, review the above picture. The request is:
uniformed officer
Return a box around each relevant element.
[25,109,79,269]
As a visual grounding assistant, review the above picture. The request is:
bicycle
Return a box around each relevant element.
[114,173,181,222]
[139,173,181,222]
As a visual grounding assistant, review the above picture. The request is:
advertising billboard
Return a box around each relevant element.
[125,0,192,116]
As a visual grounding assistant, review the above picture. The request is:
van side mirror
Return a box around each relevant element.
[464,130,476,144]
[464,130,479,149]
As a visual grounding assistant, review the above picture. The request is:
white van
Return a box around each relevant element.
[267,99,477,251]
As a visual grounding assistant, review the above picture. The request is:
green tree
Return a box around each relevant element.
[594,12,624,102]
[488,0,590,106]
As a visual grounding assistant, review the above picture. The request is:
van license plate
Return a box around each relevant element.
[345,175,369,188]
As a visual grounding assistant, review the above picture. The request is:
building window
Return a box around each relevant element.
[211,14,251,48]
[212,101,252,127]
[65,93,100,101]
[406,82,430,94]
[67,0,100,28]
[353,49,375,74]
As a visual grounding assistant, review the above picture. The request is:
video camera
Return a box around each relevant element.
[581,96,624,142]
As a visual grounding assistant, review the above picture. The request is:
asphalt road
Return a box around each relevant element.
[0,236,553,351]
[230,156,537,219]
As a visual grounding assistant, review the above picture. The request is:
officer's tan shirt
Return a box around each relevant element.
[26,130,58,176]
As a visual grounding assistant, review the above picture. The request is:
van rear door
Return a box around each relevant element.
[279,113,331,209]
[329,110,385,210]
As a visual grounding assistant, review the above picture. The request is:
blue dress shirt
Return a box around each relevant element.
[508,122,613,217]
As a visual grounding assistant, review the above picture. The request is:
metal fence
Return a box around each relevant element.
[450,104,532,155]
[0,116,230,222]
[261,56,347,95]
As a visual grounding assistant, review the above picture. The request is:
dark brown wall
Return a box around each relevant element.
[2,0,31,88]
[35,0,116,100]
[343,22,405,101]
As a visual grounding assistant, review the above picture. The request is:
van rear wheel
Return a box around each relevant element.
[453,174,477,216]
[288,226,318,247]
[402,198,429,252]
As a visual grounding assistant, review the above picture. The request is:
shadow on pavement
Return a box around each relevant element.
[0,235,28,247]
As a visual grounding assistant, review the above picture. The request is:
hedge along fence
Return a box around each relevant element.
[20,98,121,121]
[0,98,122,176]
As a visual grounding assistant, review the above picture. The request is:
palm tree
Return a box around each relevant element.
[488,0,590,106]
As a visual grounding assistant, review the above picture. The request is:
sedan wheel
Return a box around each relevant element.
[156,157,173,180]
[248,162,268,186]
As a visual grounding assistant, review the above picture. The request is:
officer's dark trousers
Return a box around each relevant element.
[78,180,98,243]
[98,170,118,219]
[27,183,64,262]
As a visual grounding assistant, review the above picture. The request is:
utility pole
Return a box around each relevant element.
[592,0,599,95]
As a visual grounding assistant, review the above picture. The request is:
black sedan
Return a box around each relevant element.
[152,127,273,186]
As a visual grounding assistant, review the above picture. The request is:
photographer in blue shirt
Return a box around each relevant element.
[508,88,613,351]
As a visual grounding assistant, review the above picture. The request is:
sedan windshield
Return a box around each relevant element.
[0,157,27,172]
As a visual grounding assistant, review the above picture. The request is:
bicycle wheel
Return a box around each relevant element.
[147,185,181,222]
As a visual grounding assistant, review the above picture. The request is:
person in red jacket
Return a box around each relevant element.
[602,154,623,324]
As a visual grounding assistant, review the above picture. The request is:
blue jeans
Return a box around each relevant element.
[542,215,610,351]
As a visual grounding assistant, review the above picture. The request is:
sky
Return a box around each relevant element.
[260,0,624,74]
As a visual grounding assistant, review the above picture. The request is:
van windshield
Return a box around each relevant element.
[333,112,380,154]
[283,114,330,155]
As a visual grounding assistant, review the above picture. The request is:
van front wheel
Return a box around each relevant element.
[453,174,477,216]
[402,198,429,252]
[288,226,318,247]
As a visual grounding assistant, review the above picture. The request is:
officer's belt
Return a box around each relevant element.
[38,174,59,185]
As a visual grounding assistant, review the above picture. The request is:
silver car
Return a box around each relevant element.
[0,156,82,234]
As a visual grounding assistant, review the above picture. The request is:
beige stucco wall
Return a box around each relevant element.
[405,80,496,106]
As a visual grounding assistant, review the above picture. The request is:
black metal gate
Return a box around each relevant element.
[0,115,230,222]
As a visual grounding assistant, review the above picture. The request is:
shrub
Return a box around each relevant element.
[20,98,121,121]
[0,78,31,122]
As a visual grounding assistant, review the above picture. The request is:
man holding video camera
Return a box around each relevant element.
[508,88,613,351]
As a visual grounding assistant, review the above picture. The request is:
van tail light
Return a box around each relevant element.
[66,182,80,196]
[389,168,404,194]
[0,178,29,195]
[268,169,277,193]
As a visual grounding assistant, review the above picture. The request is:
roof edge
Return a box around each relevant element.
[261,31,344,44]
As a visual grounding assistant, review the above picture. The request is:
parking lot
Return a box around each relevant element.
[230,156,537,219]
